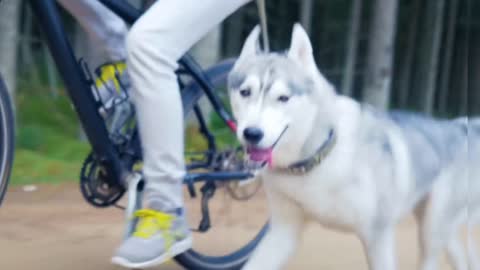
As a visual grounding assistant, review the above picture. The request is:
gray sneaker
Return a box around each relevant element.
[111,208,192,269]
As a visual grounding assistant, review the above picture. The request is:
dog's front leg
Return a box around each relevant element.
[362,226,396,270]
[242,190,304,270]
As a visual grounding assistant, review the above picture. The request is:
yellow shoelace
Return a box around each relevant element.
[133,209,174,239]
[95,62,127,92]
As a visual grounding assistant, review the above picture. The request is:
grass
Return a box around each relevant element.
[11,85,90,186]
[12,149,85,185]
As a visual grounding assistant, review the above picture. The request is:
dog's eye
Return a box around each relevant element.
[278,95,290,103]
[240,88,251,97]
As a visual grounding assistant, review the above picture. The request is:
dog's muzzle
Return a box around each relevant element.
[244,125,289,170]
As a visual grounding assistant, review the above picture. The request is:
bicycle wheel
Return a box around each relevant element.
[175,58,268,270]
[0,75,16,206]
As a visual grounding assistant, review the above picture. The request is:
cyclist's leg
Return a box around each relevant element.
[112,0,252,267]
[127,0,251,212]
[56,0,128,61]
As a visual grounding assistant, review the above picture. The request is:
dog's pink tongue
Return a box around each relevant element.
[247,147,273,164]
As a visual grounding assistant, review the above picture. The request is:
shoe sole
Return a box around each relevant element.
[111,237,193,269]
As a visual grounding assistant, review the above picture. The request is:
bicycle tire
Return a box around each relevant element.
[0,75,16,206]
[175,58,268,270]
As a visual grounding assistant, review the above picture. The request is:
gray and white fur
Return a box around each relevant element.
[228,24,478,270]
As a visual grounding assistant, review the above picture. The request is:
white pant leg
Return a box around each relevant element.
[56,0,128,61]
[126,0,251,209]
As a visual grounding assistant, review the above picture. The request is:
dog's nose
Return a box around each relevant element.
[243,127,264,144]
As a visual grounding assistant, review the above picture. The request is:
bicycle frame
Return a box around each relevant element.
[28,0,251,190]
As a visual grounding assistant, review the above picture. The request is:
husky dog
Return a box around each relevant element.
[227,24,477,270]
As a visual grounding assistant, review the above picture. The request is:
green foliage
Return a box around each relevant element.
[16,83,80,137]
[184,114,239,154]
[17,123,89,161]
[12,149,83,185]
[11,84,89,185]
[209,112,239,149]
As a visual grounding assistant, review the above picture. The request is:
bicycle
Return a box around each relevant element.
[0,1,268,269]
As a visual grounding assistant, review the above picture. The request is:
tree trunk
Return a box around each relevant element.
[469,24,480,116]
[190,26,221,68]
[44,45,59,98]
[397,0,420,108]
[300,0,313,35]
[420,0,446,115]
[20,6,41,84]
[0,0,22,107]
[362,0,398,110]
[437,0,459,114]
[341,0,363,97]
[188,26,222,125]
[224,12,245,57]
[456,30,468,116]
[458,0,472,116]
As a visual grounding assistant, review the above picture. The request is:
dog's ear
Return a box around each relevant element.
[288,23,315,68]
[288,23,335,95]
[238,25,261,61]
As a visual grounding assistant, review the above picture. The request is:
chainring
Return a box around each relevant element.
[80,152,125,208]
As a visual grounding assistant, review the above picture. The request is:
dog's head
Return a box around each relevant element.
[228,24,335,166]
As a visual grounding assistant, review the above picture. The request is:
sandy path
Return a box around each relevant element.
[0,183,477,270]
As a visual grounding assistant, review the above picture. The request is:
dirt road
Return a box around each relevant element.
[0,183,476,270]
